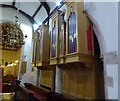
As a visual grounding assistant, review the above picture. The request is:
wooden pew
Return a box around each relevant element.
[14,82,35,101]
[24,83,77,101]
[24,83,49,100]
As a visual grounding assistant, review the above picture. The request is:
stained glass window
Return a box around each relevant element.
[68,6,77,54]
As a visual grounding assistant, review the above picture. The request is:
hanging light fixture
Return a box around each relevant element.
[0,0,27,51]
[15,0,20,26]
[0,22,25,51]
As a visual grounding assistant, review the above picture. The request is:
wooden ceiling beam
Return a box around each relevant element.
[42,2,65,24]
[12,0,16,6]
[39,1,50,16]
[32,4,42,18]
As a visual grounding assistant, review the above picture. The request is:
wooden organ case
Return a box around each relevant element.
[32,32,38,67]
[61,1,105,99]
[36,25,49,68]
[50,11,60,65]
[49,10,66,65]
[32,1,105,99]
[32,25,55,92]
[65,1,95,62]
[32,25,49,68]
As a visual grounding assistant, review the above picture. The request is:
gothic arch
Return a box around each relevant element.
[86,14,106,55]
[85,13,108,98]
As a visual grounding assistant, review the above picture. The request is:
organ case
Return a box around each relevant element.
[36,25,49,68]
[49,11,64,65]
[32,32,38,67]
[65,1,95,63]
[61,1,104,99]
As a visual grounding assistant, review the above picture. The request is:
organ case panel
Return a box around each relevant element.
[59,21,66,64]
[32,32,38,67]
[61,1,104,100]
[36,25,49,68]
[50,11,63,65]
[62,63,105,99]
[62,65,96,99]
[65,1,94,63]
[40,70,53,90]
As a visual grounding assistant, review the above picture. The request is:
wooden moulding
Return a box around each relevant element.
[50,58,57,65]
[37,66,49,70]
[58,56,66,64]
[36,61,50,69]
[37,61,49,66]
[50,56,66,65]
[58,62,91,71]
[65,53,101,64]
[31,62,36,67]
[37,64,56,70]
[49,52,101,70]
[58,54,102,71]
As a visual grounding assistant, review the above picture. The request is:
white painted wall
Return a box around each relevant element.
[34,6,48,24]
[0,8,33,71]
[84,2,118,99]
[118,2,120,100]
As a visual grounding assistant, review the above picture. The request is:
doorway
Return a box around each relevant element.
[0,21,23,93]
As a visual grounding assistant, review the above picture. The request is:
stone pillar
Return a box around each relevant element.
[55,65,62,93]
[36,68,40,86]
[103,51,118,99]
[17,45,25,80]
[34,67,40,86]
[51,67,56,92]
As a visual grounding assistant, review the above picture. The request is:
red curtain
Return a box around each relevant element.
[87,24,93,52]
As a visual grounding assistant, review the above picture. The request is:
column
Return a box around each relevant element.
[103,51,118,99]
[51,67,56,92]
[55,65,62,93]
[36,68,40,86]
[17,45,25,80]
[33,67,40,86]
